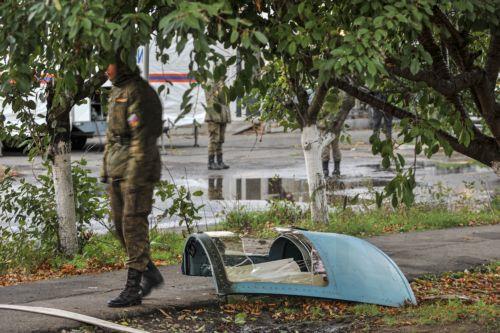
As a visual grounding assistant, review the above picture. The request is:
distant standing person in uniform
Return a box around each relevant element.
[0,114,4,157]
[100,55,165,308]
[205,80,231,170]
[372,92,393,141]
[318,90,354,178]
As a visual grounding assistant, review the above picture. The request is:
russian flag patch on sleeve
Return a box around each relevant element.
[127,113,139,128]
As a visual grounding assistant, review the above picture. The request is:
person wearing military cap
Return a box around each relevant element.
[101,55,164,307]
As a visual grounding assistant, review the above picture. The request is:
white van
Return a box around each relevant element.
[1,86,108,150]
[0,38,238,152]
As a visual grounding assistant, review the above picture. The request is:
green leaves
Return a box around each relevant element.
[53,0,62,11]
[0,159,108,271]
[81,18,92,31]
[230,30,239,43]
[253,31,268,45]
[367,60,377,76]
[234,312,247,325]
[410,58,421,75]
[155,181,204,233]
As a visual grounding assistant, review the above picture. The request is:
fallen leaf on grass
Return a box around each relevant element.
[421,294,478,304]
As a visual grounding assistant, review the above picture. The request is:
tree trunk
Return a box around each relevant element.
[46,86,78,255]
[301,125,329,224]
[52,139,78,255]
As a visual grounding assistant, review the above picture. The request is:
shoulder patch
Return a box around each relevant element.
[127,113,139,128]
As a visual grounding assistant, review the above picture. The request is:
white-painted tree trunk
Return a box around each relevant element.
[301,125,330,224]
[52,141,78,255]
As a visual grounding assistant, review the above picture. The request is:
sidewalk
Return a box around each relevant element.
[0,224,498,333]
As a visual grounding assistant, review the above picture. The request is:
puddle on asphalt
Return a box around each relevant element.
[358,161,487,175]
[200,160,494,204]
[205,176,389,203]
[433,163,487,175]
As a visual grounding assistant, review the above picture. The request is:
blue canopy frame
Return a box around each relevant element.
[182,230,416,307]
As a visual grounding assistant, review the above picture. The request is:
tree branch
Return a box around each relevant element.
[431,6,466,48]
[331,93,354,134]
[288,72,308,128]
[431,6,472,70]
[331,78,500,167]
[485,29,500,90]
[386,64,484,96]
[320,93,355,150]
[429,6,494,125]
[320,131,335,151]
[74,70,107,102]
[306,82,329,125]
[418,27,451,79]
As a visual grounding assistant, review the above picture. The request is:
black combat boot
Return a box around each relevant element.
[141,260,164,297]
[107,268,143,307]
[208,155,221,170]
[217,153,230,169]
[322,160,329,178]
[333,160,341,177]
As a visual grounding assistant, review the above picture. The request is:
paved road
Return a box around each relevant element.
[0,224,498,333]
[1,129,496,232]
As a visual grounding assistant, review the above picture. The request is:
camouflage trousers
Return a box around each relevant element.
[207,122,226,155]
[321,136,341,162]
[372,109,393,140]
[109,180,153,271]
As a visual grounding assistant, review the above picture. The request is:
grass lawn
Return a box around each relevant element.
[221,201,499,238]
[0,230,185,286]
[1,201,497,286]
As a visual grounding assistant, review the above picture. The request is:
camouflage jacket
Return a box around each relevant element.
[317,89,342,132]
[100,75,163,187]
[204,84,231,124]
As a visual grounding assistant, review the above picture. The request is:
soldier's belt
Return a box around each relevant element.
[111,135,131,145]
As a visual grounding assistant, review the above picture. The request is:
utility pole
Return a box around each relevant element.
[236,49,242,118]
[143,43,150,81]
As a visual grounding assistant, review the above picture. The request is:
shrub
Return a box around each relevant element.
[0,159,108,272]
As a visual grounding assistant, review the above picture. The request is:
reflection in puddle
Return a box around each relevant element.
[207,176,389,202]
[208,176,310,202]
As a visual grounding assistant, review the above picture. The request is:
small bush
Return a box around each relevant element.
[220,200,499,238]
[0,159,109,273]
[222,200,307,237]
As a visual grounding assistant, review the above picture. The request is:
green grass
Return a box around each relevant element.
[3,200,498,277]
[47,230,185,272]
[220,201,499,238]
[434,160,488,170]
[380,300,499,328]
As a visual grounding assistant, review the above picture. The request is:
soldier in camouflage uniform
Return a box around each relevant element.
[318,91,343,178]
[205,81,231,170]
[0,114,4,157]
[321,132,342,177]
[101,56,165,307]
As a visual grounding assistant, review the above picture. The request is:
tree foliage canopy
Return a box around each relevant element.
[158,0,498,162]
[0,0,154,152]
[156,0,499,207]
[0,1,497,209]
